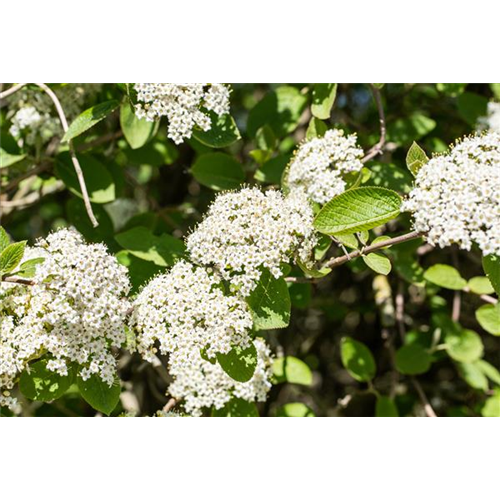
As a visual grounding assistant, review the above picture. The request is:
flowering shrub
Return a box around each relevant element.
[1,83,500,417]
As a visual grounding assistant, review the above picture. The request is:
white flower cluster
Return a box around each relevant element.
[0,229,131,408]
[8,84,102,145]
[186,187,317,297]
[134,83,231,144]
[168,338,273,417]
[403,132,500,255]
[130,260,253,361]
[287,129,364,204]
[131,260,276,416]
[478,102,500,133]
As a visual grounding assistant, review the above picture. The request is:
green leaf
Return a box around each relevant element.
[491,84,500,100]
[191,152,245,191]
[306,117,328,140]
[255,125,276,151]
[482,394,500,417]
[477,360,500,386]
[276,402,315,417]
[15,257,45,278]
[457,362,488,391]
[314,187,402,235]
[395,344,432,375]
[362,253,392,275]
[63,100,119,142]
[375,396,399,417]
[216,342,257,383]
[120,101,157,149]
[212,398,259,417]
[255,154,290,185]
[424,264,467,290]
[246,269,291,330]
[19,359,74,402]
[483,255,500,296]
[468,277,495,295]
[368,163,413,194]
[0,148,26,168]
[311,83,337,120]
[445,328,484,363]
[436,83,467,96]
[56,152,116,204]
[116,250,163,293]
[475,304,500,336]
[77,375,121,416]
[124,139,178,167]
[272,356,313,386]
[297,260,332,279]
[0,227,10,252]
[406,141,429,177]
[335,233,359,250]
[115,226,185,267]
[193,112,241,148]
[0,241,26,274]
[387,113,436,145]
[340,337,376,382]
[457,92,488,125]
[247,86,308,138]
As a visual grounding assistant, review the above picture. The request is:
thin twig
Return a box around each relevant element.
[33,83,98,227]
[162,398,178,413]
[395,280,438,417]
[3,163,52,192]
[324,231,423,269]
[0,180,64,209]
[411,378,438,418]
[0,83,27,100]
[479,294,498,305]
[362,84,387,163]
[1,276,36,286]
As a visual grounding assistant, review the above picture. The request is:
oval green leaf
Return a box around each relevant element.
[314,187,402,235]
[340,337,376,382]
[191,152,245,191]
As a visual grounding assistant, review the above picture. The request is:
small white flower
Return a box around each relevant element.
[134,84,231,144]
[186,187,317,297]
[168,337,273,417]
[403,132,500,255]
[130,260,253,361]
[287,129,364,204]
[0,228,131,405]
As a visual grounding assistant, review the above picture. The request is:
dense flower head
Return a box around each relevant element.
[287,129,364,204]
[403,132,500,255]
[7,84,102,145]
[168,338,273,416]
[0,228,131,408]
[134,83,231,144]
[186,187,317,297]
[130,260,253,361]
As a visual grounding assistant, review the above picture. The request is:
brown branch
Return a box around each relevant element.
[1,276,36,286]
[33,83,98,228]
[162,398,178,413]
[324,231,423,269]
[3,163,52,192]
[362,84,387,163]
